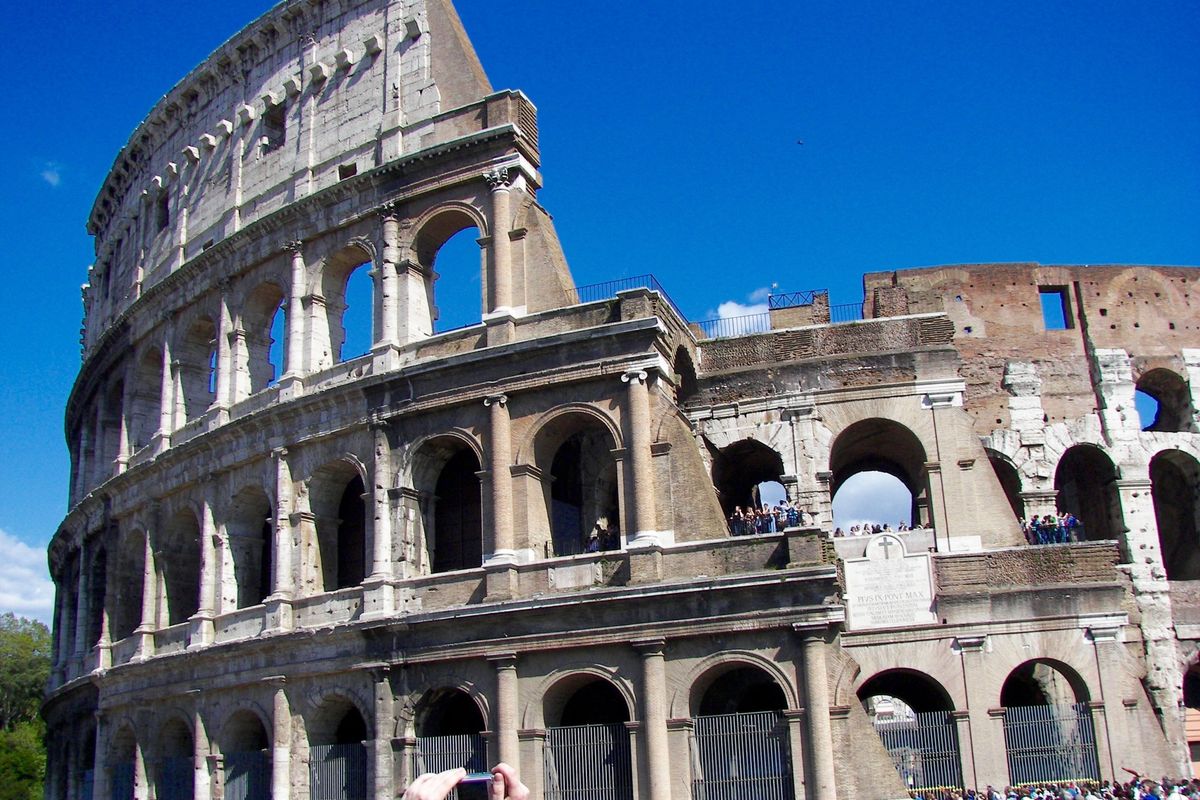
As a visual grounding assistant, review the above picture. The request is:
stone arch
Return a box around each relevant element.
[225,486,274,608]
[1054,444,1122,543]
[307,457,369,592]
[985,448,1025,521]
[672,652,799,719]
[526,666,637,730]
[96,378,125,483]
[83,541,107,649]
[111,527,146,640]
[412,686,489,737]
[157,714,195,796]
[408,433,484,574]
[857,668,956,713]
[320,242,376,365]
[1151,449,1200,580]
[1137,367,1195,432]
[672,345,698,406]
[160,507,202,625]
[176,313,218,420]
[1001,658,1091,707]
[410,203,489,333]
[527,406,623,557]
[108,722,138,796]
[685,655,795,718]
[218,706,271,755]
[130,346,162,450]
[829,417,930,528]
[241,280,286,394]
[306,692,372,745]
[710,438,786,519]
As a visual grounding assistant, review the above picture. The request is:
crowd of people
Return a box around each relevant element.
[833,521,929,537]
[1020,511,1082,545]
[913,775,1200,800]
[727,502,806,535]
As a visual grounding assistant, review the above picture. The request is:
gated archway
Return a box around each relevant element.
[308,699,368,800]
[543,676,633,800]
[859,669,963,792]
[413,688,489,781]
[1000,660,1098,785]
[221,711,271,800]
[690,664,794,800]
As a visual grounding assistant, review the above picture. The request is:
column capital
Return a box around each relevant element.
[486,652,518,668]
[484,393,508,408]
[282,239,304,255]
[376,200,401,221]
[632,637,666,655]
[484,167,511,191]
[622,369,648,385]
[272,446,289,461]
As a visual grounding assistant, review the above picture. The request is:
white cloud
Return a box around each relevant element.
[701,288,772,336]
[832,471,913,530]
[40,162,62,187]
[0,528,55,625]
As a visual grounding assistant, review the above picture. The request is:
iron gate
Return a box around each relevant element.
[872,710,963,792]
[158,756,193,800]
[224,750,270,800]
[690,711,794,800]
[309,742,367,800]
[413,733,489,774]
[544,723,633,800]
[1003,703,1099,785]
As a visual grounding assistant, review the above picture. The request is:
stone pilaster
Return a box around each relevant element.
[73,537,92,659]
[377,205,400,349]
[485,395,516,564]
[490,653,519,767]
[266,448,294,632]
[635,639,671,800]
[136,528,157,658]
[192,700,212,800]
[796,628,836,800]
[364,423,396,618]
[215,294,235,410]
[189,487,218,649]
[280,241,306,393]
[371,669,394,800]
[271,682,292,800]
[623,370,659,545]
[485,169,513,313]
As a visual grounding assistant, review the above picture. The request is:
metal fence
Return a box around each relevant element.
[1003,703,1099,786]
[691,711,794,800]
[872,711,964,792]
[544,723,634,800]
[158,756,193,800]
[768,291,821,310]
[224,750,271,800]
[693,313,772,340]
[567,274,685,321]
[413,733,489,774]
[110,763,134,800]
[310,742,367,800]
[829,302,864,323]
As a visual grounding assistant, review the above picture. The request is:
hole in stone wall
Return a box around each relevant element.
[1038,287,1073,330]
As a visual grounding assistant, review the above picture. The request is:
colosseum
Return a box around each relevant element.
[44,1,1200,799]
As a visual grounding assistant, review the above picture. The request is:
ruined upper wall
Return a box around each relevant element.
[863,264,1200,432]
[83,0,507,344]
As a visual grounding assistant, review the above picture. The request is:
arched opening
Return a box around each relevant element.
[830,419,929,531]
[161,510,201,626]
[1000,660,1098,784]
[711,439,786,520]
[414,689,488,776]
[414,210,483,333]
[243,282,286,393]
[832,472,913,533]
[111,531,145,641]
[308,701,368,800]
[84,546,107,648]
[323,247,374,365]
[309,463,367,592]
[131,347,162,450]
[158,718,194,800]
[226,488,274,608]
[1151,450,1200,580]
[432,449,483,573]
[986,449,1025,522]
[97,380,124,482]
[544,677,633,800]
[1137,368,1195,432]
[178,316,217,420]
[690,665,793,799]
[672,346,698,406]
[109,726,137,800]
[535,414,620,556]
[1054,445,1122,543]
[859,669,962,791]
[222,711,270,800]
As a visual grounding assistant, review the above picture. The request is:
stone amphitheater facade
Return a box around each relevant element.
[44,1,1200,798]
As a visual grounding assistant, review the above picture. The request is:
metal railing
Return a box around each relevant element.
[829,302,864,323]
[310,742,367,800]
[413,733,489,799]
[544,723,634,800]
[158,756,193,800]
[225,750,271,800]
[567,274,685,321]
[768,290,821,309]
[691,711,794,800]
[1002,703,1099,786]
[872,710,964,792]
[694,313,772,340]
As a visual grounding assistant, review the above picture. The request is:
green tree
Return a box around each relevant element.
[0,613,50,800]
[0,614,51,730]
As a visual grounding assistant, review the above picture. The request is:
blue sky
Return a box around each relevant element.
[1,1,1196,623]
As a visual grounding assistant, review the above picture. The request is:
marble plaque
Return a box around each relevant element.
[843,534,936,631]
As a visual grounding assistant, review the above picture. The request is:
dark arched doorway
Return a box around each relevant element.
[544,678,633,800]
[433,449,483,572]
[1000,660,1098,784]
[859,670,962,792]
[413,689,488,778]
[1055,446,1122,543]
[1151,450,1200,580]
[309,701,368,800]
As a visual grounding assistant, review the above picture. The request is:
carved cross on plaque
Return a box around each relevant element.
[877,537,896,560]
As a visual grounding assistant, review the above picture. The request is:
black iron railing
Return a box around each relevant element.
[567,274,685,321]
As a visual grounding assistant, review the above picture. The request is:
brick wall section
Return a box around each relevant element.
[934,541,1120,594]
